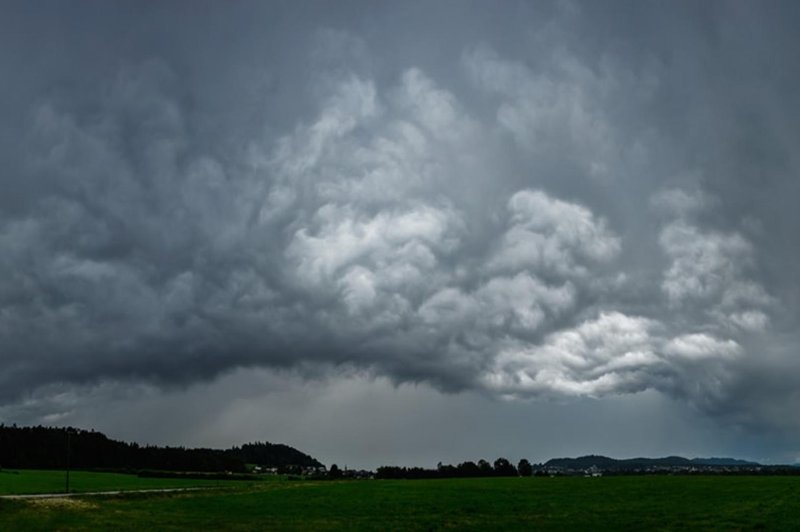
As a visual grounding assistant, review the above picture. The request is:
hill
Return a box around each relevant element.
[0,424,322,472]
[544,455,760,471]
[692,457,760,467]
[233,442,323,469]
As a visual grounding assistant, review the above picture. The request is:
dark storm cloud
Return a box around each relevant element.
[1,1,799,435]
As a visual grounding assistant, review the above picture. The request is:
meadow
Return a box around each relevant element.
[0,469,263,495]
[2,472,799,530]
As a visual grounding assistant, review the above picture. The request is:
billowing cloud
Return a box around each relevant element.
[1,1,799,451]
[656,189,773,332]
[489,189,620,276]
[462,44,654,184]
[483,312,743,401]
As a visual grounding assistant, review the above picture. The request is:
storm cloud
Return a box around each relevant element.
[2,1,800,454]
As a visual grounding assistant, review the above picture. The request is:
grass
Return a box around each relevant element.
[2,474,800,530]
[0,468,263,495]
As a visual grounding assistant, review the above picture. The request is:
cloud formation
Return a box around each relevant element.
[1,1,798,441]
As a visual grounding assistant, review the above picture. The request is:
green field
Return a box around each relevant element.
[2,474,800,530]
[0,469,261,495]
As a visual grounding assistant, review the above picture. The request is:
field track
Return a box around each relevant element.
[0,486,215,499]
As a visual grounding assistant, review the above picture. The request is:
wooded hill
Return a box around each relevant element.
[544,455,760,470]
[0,425,323,472]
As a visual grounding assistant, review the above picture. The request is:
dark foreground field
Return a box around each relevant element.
[2,473,799,530]
[0,469,263,495]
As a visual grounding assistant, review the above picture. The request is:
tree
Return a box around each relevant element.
[493,457,518,477]
[456,461,481,478]
[328,463,342,479]
[517,458,533,477]
[437,461,456,477]
[477,459,493,477]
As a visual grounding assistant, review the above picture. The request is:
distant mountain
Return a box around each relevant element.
[545,455,624,469]
[691,457,760,467]
[0,424,323,472]
[544,455,760,470]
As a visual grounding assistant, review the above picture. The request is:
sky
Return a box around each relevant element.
[1,0,800,469]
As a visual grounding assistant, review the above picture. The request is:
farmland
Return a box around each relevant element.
[2,472,800,530]
[0,469,262,495]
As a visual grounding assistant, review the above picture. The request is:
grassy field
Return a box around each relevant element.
[2,474,800,530]
[0,469,262,495]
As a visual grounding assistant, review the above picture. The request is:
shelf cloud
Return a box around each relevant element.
[1,1,800,459]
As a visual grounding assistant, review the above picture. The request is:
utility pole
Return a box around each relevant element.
[65,428,71,494]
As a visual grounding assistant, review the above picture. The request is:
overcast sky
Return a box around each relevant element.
[2,0,800,468]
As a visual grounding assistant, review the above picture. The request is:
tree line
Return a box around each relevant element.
[0,425,322,472]
[374,458,535,479]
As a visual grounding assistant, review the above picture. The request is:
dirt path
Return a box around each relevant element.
[0,487,215,499]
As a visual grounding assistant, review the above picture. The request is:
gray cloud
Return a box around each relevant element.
[1,1,800,454]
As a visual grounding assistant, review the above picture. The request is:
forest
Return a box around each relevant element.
[0,425,322,472]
